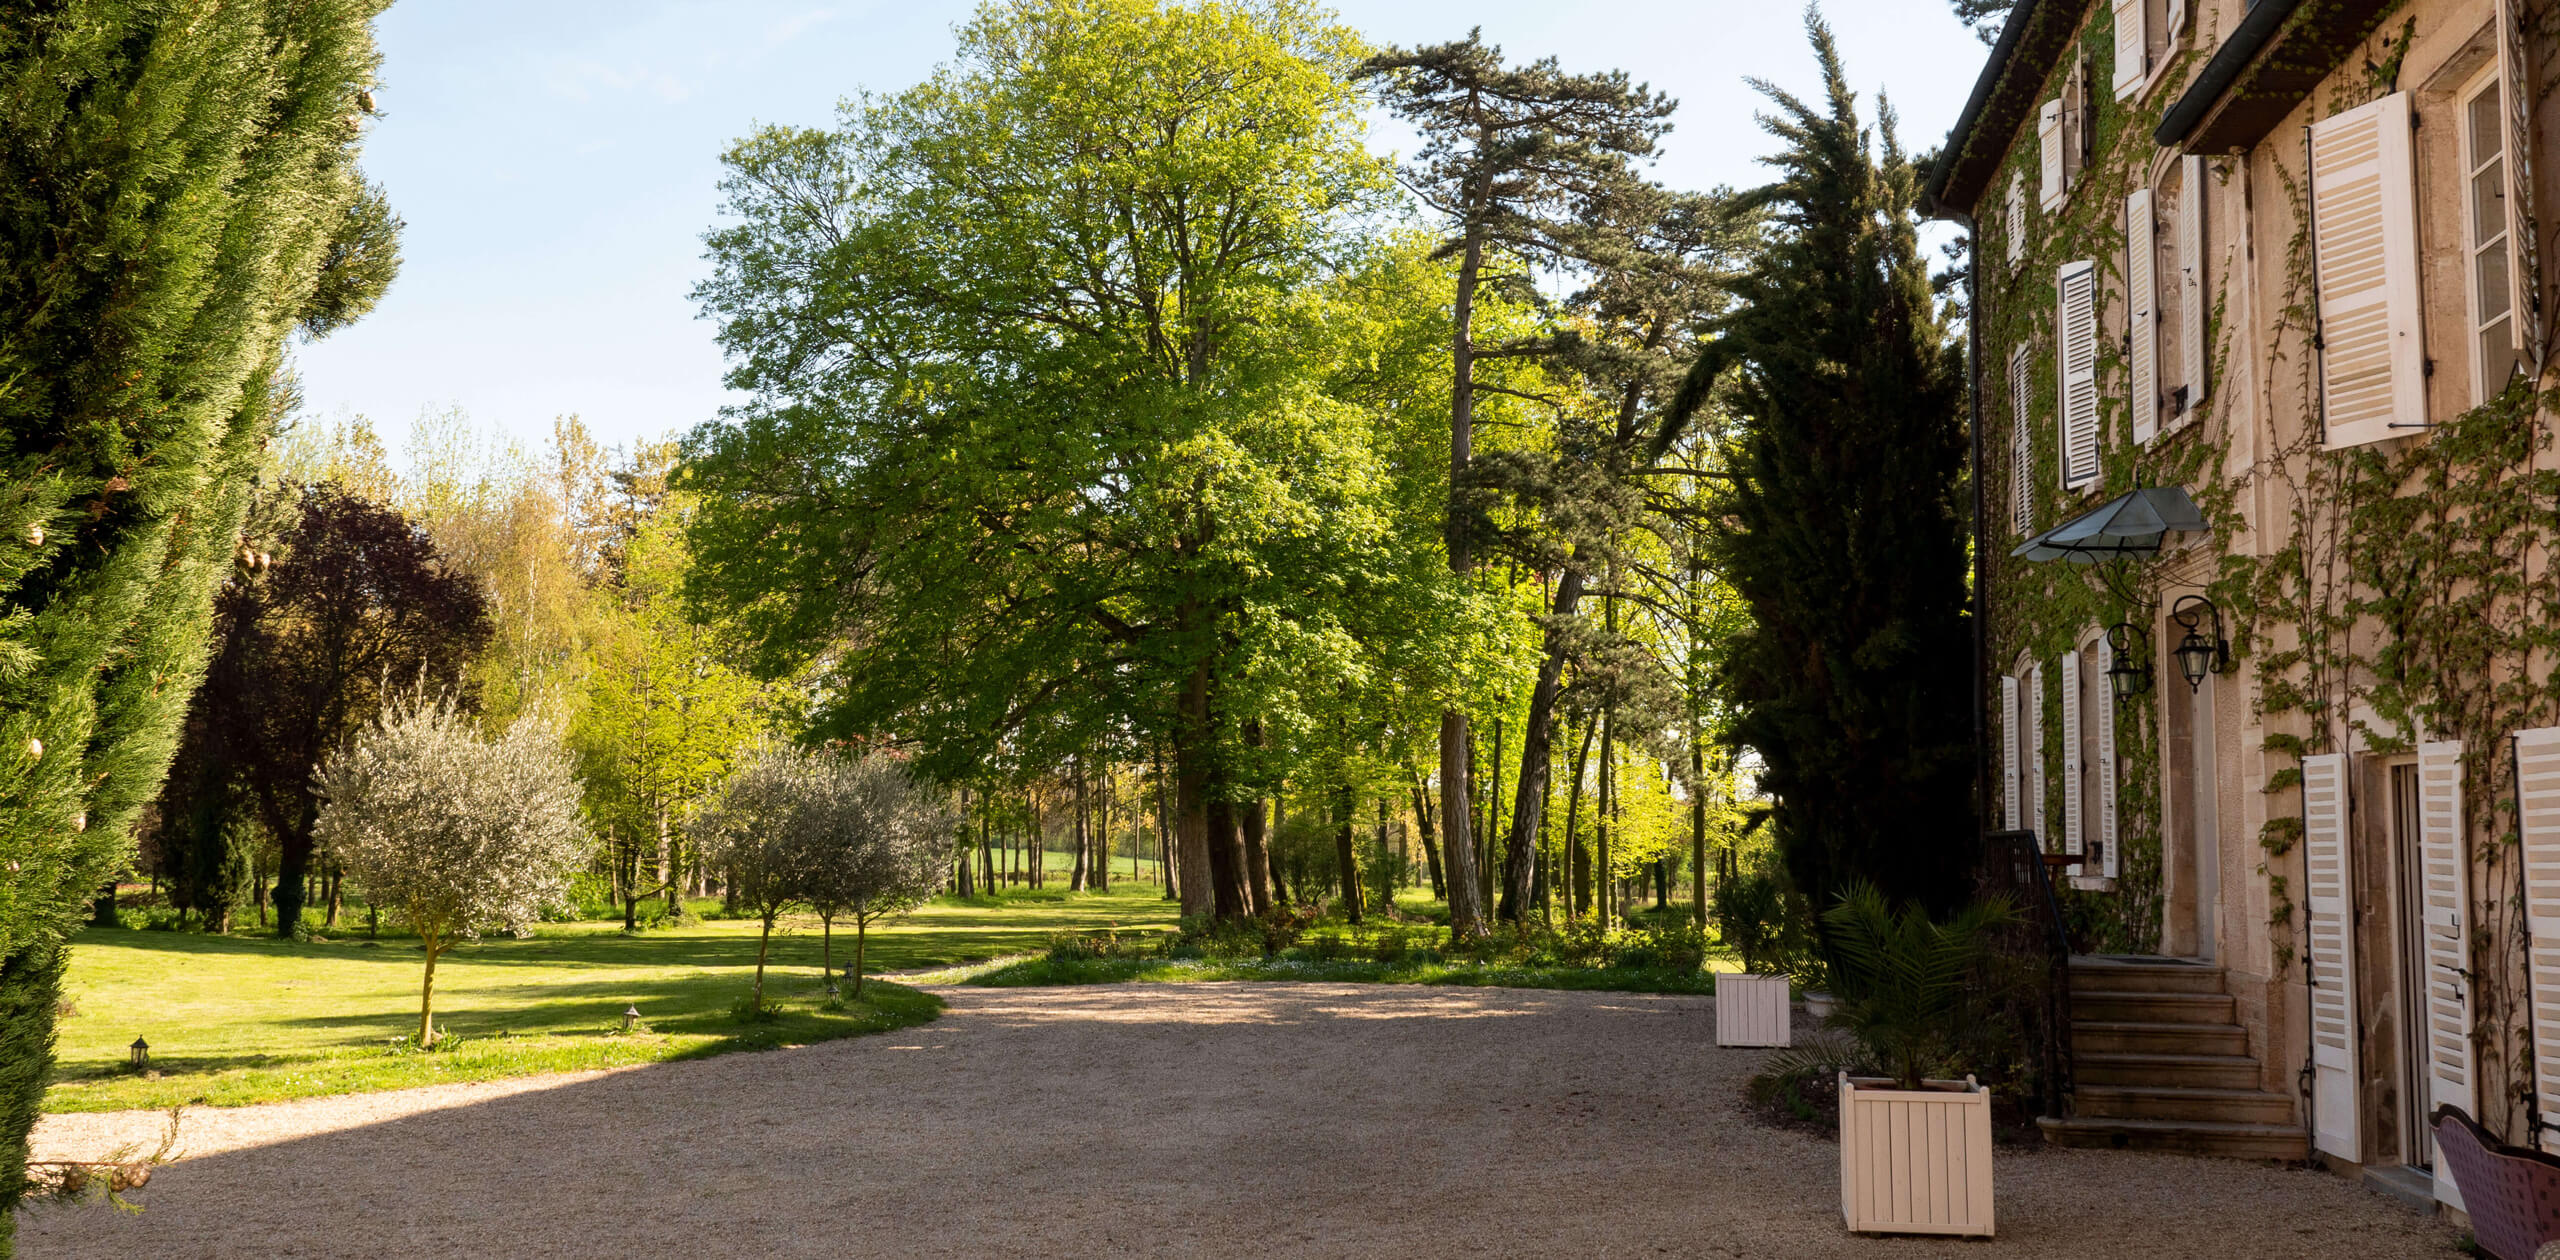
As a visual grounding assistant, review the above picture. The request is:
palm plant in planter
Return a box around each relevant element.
[1712,870,1797,1047]
[1823,884,2013,1238]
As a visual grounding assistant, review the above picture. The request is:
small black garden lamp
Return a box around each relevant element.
[128,1037,148,1071]
[2169,595,2231,691]
[2105,622,2152,699]
[621,1005,640,1034]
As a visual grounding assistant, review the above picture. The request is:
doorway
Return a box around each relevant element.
[2390,761,2431,1170]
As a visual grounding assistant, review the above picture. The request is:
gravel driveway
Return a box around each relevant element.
[18,983,2459,1258]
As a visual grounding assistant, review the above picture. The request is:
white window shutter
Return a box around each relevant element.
[2002,676,2023,830]
[2006,177,2025,267]
[2128,189,2160,445]
[2029,665,2048,843]
[2094,637,2119,878]
[2178,154,2210,414]
[2039,100,2066,211]
[2167,0,2187,37]
[2310,92,2423,449]
[2061,650,2084,870]
[2113,0,2148,99]
[2418,739,2473,1209]
[2301,753,2360,1161]
[2514,727,2560,1142]
[2057,260,2101,489]
[2010,347,2033,536]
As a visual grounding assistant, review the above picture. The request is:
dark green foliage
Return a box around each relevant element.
[0,942,64,1258]
[0,3,393,1231]
[1679,17,1976,916]
[1821,884,2014,1089]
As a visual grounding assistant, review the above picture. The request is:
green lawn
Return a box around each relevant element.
[49,883,1182,1113]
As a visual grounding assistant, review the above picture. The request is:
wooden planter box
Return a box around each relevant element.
[1838,1073,1995,1237]
[1714,972,1792,1047]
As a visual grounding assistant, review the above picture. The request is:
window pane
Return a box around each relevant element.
[2469,87,2503,166]
[2481,317,2520,396]
[2478,237,2512,322]
[2473,157,2507,245]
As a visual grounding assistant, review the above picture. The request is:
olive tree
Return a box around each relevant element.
[700,751,820,1013]
[313,693,585,1045]
[795,755,956,997]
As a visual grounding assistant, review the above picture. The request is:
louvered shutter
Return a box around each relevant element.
[2301,753,2360,1161]
[2167,0,2187,36]
[2002,677,2023,830]
[2006,177,2025,267]
[2515,727,2560,1142]
[2113,0,2148,99]
[2039,100,2066,211]
[2061,650,2084,871]
[2310,92,2423,449]
[2057,261,2100,489]
[2128,190,2160,444]
[2010,347,2033,536]
[2094,636,2120,878]
[2178,154,2210,415]
[2029,665,2048,843]
[2418,739,2473,1208]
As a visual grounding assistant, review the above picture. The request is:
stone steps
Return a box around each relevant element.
[2039,1114,2310,1160]
[2072,1018,2249,1057]
[2075,1050,2265,1091]
[2073,1083,2299,1125]
[2054,958,2304,1160]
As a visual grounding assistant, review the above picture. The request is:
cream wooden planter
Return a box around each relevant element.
[1714,972,1791,1047]
[1838,1073,1994,1237]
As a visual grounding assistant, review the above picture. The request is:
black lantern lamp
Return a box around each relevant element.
[129,1037,149,1071]
[2105,622,2153,699]
[2169,595,2232,691]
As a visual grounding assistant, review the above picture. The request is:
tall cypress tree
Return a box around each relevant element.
[1675,16,1974,917]
[0,4,396,1242]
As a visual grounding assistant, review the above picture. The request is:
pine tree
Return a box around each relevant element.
[1674,16,1975,917]
[1358,30,1675,937]
[0,6,395,1234]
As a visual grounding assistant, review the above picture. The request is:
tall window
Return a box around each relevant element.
[2463,68,2522,401]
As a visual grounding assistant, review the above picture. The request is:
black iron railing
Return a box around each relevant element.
[1979,829,2074,1118]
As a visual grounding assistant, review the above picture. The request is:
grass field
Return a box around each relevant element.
[48,883,1183,1113]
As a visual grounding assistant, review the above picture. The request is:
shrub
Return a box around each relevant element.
[1822,884,2016,1088]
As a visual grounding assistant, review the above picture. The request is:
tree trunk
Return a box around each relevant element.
[418,937,442,1046]
[273,803,316,937]
[853,915,869,998]
[1070,759,1090,893]
[1411,776,1445,900]
[753,914,775,1010]
[1439,219,1489,940]
[1597,709,1614,925]
[1333,782,1363,924]
[1375,796,1395,909]
[1500,567,1584,920]
[822,913,834,978]
[1093,765,1112,892]
[1566,712,1596,918]
[1691,742,1708,924]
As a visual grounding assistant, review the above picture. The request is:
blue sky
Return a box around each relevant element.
[296,0,1990,458]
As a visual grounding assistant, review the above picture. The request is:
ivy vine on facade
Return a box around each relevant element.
[1925,0,2560,1204]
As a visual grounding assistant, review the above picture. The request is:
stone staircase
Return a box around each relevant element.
[2038,956,2309,1160]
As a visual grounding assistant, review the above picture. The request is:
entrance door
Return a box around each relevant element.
[2391,761,2431,1169]
[2189,679,2219,962]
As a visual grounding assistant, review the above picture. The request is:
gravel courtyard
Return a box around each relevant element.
[19,983,2460,1258]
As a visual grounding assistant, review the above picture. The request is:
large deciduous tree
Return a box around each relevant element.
[1673,18,1974,916]
[1357,31,1675,937]
[208,487,492,936]
[686,0,1427,922]
[314,693,585,1046]
[0,1,396,1236]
